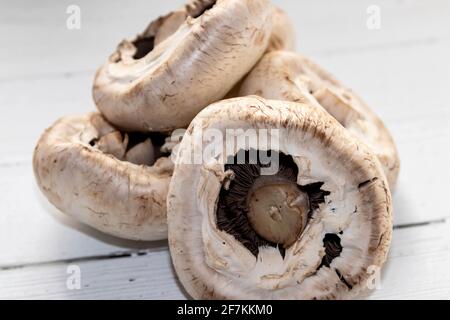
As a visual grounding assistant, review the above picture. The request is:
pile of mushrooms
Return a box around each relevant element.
[33,0,399,299]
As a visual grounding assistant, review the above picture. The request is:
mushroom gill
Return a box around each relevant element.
[132,36,156,60]
[217,150,330,257]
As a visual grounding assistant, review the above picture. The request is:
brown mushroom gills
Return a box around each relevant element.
[216,150,330,258]
[132,0,217,60]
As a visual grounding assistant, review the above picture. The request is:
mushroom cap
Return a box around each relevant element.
[168,96,392,299]
[33,113,173,241]
[93,0,273,132]
[267,6,296,52]
[238,51,400,188]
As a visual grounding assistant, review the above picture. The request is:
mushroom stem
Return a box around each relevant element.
[247,180,309,248]
[96,131,128,160]
[125,139,156,166]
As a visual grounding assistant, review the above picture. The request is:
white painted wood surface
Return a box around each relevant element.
[2,221,449,300]
[0,0,449,299]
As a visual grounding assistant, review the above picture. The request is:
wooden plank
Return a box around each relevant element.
[0,249,186,300]
[1,41,450,265]
[2,0,450,78]
[1,0,449,300]
[278,0,450,57]
[1,220,448,299]
[313,42,450,226]
[370,220,450,299]
[0,163,166,267]
[0,72,94,162]
[0,155,442,266]
[0,0,186,79]
[2,40,449,163]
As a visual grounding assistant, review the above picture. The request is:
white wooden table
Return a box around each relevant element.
[1,0,449,299]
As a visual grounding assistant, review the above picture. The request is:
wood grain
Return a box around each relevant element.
[1,221,448,299]
[1,0,449,300]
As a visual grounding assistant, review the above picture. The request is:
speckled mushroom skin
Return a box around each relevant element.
[266,6,296,52]
[93,0,274,133]
[238,51,400,189]
[33,113,172,241]
[222,5,296,99]
[168,96,392,300]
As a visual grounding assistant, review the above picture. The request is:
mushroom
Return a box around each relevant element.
[33,113,175,241]
[93,0,274,132]
[267,6,296,52]
[168,96,392,299]
[237,51,400,188]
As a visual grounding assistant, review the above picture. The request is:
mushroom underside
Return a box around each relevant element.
[89,127,170,166]
[216,149,359,289]
[217,150,331,259]
[168,97,392,300]
[132,0,218,60]
[33,113,177,241]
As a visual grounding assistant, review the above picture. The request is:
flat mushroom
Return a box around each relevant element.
[33,113,177,241]
[222,5,296,99]
[267,6,296,52]
[93,0,274,132]
[168,96,392,299]
[238,51,400,188]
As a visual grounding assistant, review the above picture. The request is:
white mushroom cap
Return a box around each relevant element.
[238,51,400,188]
[93,0,273,132]
[267,6,296,52]
[222,5,296,99]
[33,113,173,241]
[168,96,392,299]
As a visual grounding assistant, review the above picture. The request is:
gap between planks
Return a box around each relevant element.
[1,219,449,300]
[1,218,449,271]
